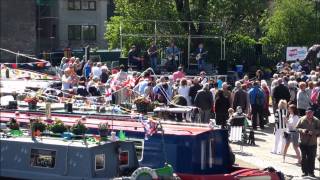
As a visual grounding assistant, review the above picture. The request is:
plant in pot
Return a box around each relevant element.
[98,122,109,138]
[48,119,67,135]
[7,117,19,130]
[24,95,39,110]
[31,118,46,137]
[134,97,151,113]
[71,120,87,136]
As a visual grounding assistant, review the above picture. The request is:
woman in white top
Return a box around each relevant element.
[283,104,301,164]
[61,68,72,91]
[178,78,191,106]
[272,100,288,154]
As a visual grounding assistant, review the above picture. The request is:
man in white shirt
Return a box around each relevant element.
[92,62,102,78]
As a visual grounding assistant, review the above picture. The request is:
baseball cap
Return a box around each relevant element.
[306,107,313,112]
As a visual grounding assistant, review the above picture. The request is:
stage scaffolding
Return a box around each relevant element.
[119,20,226,70]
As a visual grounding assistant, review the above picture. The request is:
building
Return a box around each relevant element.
[0,0,114,61]
[0,0,37,60]
[39,0,114,51]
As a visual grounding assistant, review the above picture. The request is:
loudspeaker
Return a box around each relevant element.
[8,101,18,109]
[119,57,128,69]
[218,60,228,74]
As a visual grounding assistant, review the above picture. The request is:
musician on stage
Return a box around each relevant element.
[128,45,143,70]
[147,41,158,71]
[195,43,207,71]
[165,41,180,72]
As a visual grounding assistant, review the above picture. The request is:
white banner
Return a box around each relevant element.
[286,47,308,61]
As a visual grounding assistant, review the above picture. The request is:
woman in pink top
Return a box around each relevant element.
[172,66,185,82]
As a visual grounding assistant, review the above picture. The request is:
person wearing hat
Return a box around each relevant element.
[296,107,320,177]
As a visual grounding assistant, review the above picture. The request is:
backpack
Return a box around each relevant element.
[311,88,320,105]
[254,89,264,106]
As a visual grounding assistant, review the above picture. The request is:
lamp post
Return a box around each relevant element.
[316,0,320,42]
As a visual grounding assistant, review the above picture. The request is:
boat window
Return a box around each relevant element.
[95,154,105,171]
[119,151,129,166]
[209,138,215,168]
[30,149,56,169]
[129,138,144,161]
[201,140,206,170]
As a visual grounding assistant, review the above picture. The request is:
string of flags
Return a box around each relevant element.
[0,48,51,68]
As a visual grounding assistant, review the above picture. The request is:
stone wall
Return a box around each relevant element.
[0,0,36,61]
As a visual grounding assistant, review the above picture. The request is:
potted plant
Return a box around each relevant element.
[98,123,109,138]
[24,95,39,110]
[7,118,19,130]
[48,119,67,134]
[31,118,46,137]
[71,120,87,135]
[134,97,151,113]
[31,119,46,132]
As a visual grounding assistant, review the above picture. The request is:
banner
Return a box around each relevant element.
[286,47,308,61]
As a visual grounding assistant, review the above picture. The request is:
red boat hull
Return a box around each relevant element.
[178,168,280,180]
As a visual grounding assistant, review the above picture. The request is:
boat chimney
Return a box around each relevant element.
[45,102,51,120]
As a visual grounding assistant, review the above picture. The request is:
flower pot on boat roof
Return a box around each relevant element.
[24,96,38,110]
[7,117,19,130]
[48,119,67,134]
[134,97,151,113]
[71,120,87,135]
[31,119,46,132]
[98,123,109,138]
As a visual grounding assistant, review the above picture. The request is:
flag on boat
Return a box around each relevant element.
[138,114,157,140]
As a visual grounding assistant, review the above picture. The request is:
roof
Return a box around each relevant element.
[0,111,212,136]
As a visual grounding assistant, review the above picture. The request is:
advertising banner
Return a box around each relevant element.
[286,47,307,61]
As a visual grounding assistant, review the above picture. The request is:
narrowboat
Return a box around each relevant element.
[0,130,178,179]
[0,110,284,180]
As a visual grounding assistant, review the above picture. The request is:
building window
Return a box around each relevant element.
[30,149,56,169]
[82,25,96,41]
[82,0,96,10]
[68,25,82,40]
[95,154,105,171]
[68,0,81,10]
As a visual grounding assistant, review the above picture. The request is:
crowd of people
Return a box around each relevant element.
[57,55,320,177]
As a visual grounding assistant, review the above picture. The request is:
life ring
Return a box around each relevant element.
[131,167,158,180]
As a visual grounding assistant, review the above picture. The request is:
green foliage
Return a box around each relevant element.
[105,0,319,65]
[32,120,46,132]
[7,118,19,130]
[265,0,318,46]
[98,122,109,131]
[49,119,67,134]
[105,0,269,52]
[71,120,87,135]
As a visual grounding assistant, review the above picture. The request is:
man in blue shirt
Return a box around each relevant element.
[248,81,266,129]
[83,60,93,79]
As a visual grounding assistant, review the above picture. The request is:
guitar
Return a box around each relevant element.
[167,51,184,61]
[148,48,162,56]
[196,51,208,61]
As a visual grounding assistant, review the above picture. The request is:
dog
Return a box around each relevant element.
[248,130,255,145]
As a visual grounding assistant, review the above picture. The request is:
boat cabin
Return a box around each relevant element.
[0,135,139,180]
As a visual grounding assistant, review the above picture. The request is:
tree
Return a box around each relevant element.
[265,0,318,46]
[105,0,269,49]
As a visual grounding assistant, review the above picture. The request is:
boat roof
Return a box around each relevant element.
[0,135,106,148]
[0,111,212,136]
